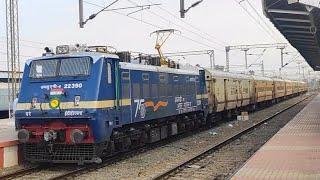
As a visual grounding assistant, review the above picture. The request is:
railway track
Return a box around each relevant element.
[0,126,201,180]
[0,94,313,180]
[152,94,314,180]
[0,166,42,179]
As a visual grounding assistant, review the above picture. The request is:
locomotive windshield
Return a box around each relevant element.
[29,57,91,78]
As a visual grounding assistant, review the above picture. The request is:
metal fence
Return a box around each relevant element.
[0,89,9,111]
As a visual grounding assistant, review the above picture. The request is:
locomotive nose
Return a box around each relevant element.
[18,129,30,143]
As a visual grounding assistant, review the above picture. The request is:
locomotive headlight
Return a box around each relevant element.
[44,130,57,142]
[70,129,84,144]
[31,97,37,108]
[18,129,30,143]
[56,45,69,54]
[74,95,81,106]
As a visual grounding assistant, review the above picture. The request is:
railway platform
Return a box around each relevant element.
[232,94,320,179]
[0,118,20,169]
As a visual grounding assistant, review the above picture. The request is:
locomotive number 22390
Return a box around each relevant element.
[64,83,83,89]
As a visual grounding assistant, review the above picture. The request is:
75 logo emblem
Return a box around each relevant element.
[134,99,146,118]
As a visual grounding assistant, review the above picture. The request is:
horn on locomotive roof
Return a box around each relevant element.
[150,29,181,67]
[42,47,54,56]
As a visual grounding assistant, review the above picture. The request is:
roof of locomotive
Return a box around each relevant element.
[120,62,200,75]
[25,51,199,75]
[25,52,118,66]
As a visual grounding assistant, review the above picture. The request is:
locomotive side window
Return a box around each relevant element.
[122,72,130,80]
[107,63,112,84]
[142,73,150,98]
[142,73,149,81]
[173,76,179,82]
[159,74,165,82]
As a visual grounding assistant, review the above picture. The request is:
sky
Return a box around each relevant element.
[0,0,319,79]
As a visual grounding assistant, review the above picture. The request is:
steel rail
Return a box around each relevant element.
[152,94,313,180]
[0,166,42,180]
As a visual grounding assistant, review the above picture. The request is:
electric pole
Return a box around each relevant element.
[180,0,203,18]
[207,50,215,69]
[180,0,185,18]
[6,0,20,118]
[279,47,285,68]
[79,0,84,28]
[225,43,286,73]
[243,48,249,69]
[226,46,230,72]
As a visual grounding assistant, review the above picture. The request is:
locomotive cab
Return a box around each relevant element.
[15,45,119,163]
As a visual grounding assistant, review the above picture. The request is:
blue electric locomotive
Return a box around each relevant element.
[15,45,208,164]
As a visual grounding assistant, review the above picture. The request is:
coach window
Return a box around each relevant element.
[107,63,112,84]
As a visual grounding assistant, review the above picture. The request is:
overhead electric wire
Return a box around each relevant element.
[83,0,120,25]
[84,1,223,51]
[147,0,227,46]
[0,36,55,47]
[233,0,279,42]
[0,50,33,58]
[126,0,225,51]
[246,0,282,41]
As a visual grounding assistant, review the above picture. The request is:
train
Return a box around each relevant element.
[15,45,308,164]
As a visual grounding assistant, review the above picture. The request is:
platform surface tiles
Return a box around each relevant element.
[232,95,320,179]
